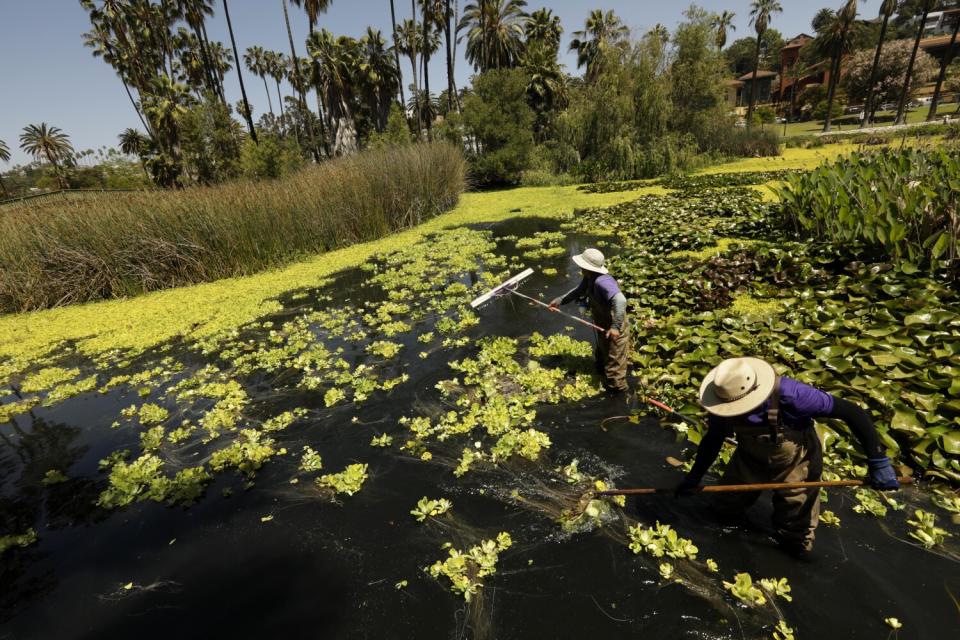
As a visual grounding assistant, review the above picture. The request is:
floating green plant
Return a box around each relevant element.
[317,463,368,496]
[722,572,767,606]
[410,497,453,522]
[819,510,841,527]
[627,522,699,560]
[209,430,282,478]
[41,470,69,485]
[906,509,952,549]
[370,434,393,447]
[773,620,796,640]
[425,532,513,601]
[299,446,323,473]
[0,529,37,555]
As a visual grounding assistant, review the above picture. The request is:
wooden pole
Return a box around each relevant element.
[596,477,914,496]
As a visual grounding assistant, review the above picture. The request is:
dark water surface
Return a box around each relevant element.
[2,218,958,640]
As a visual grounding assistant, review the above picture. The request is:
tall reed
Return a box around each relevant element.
[0,143,466,312]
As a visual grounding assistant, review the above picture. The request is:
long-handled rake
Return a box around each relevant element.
[469,268,604,332]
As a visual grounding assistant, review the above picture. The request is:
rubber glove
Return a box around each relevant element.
[867,457,899,490]
[548,297,562,310]
[674,474,701,497]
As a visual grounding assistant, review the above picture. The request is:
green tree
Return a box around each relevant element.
[843,39,938,118]
[179,93,244,183]
[746,0,782,129]
[368,103,415,147]
[712,10,736,49]
[239,133,303,178]
[118,128,152,180]
[670,7,729,144]
[896,0,939,125]
[724,30,783,75]
[861,0,898,127]
[19,123,75,189]
[526,7,563,56]
[308,29,360,155]
[358,27,402,133]
[462,68,535,185]
[458,0,528,72]
[569,9,630,83]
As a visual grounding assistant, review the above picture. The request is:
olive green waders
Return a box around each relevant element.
[588,291,629,392]
[715,379,824,551]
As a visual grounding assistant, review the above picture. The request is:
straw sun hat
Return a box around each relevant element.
[572,248,608,274]
[699,357,777,417]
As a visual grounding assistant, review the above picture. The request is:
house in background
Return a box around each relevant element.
[776,34,831,105]
[920,8,960,63]
[735,70,778,105]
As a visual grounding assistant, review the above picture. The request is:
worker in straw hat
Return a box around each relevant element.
[675,356,900,556]
[548,248,629,393]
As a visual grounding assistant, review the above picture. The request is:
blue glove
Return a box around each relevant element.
[867,457,899,490]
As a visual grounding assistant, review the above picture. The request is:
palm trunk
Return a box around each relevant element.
[746,33,763,130]
[223,0,258,143]
[282,0,321,161]
[928,15,960,121]
[390,0,406,107]
[263,76,275,115]
[46,151,67,190]
[0,174,9,199]
[444,0,454,113]
[861,14,890,128]
[822,31,847,134]
[422,2,432,138]
[275,78,286,120]
[191,22,220,103]
[199,21,227,103]
[410,0,421,138]
[896,8,930,126]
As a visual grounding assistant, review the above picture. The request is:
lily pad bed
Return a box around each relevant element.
[1,170,958,638]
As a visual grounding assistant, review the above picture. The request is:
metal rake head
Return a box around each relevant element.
[469,268,534,310]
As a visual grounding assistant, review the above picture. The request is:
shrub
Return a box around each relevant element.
[0,143,466,312]
[239,134,304,180]
[711,127,782,158]
[776,148,960,274]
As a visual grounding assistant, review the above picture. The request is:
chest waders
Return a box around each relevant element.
[714,377,824,552]
[588,282,630,392]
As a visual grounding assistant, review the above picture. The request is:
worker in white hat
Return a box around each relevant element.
[675,356,899,556]
[548,248,629,393]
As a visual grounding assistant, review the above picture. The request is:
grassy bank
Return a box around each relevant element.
[0,143,465,312]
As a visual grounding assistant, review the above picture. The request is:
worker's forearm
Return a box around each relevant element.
[610,293,626,331]
[687,425,726,481]
[560,279,587,305]
[829,397,885,459]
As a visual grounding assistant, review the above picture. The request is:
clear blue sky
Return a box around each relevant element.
[0,0,828,165]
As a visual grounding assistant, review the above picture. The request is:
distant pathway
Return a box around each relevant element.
[816,114,958,137]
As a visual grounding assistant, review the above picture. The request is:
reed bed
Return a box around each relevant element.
[0,143,466,312]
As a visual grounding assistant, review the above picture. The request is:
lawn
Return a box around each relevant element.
[778,106,944,138]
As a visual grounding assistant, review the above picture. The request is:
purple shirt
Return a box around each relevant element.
[708,377,834,431]
[592,275,621,303]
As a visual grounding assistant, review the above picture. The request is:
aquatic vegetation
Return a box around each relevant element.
[884,617,903,630]
[773,620,796,640]
[366,341,403,359]
[425,532,513,601]
[324,388,346,407]
[262,409,309,432]
[98,453,211,508]
[853,488,904,518]
[20,367,79,393]
[490,429,551,462]
[722,572,767,607]
[140,426,166,451]
[0,529,37,555]
[627,522,698,560]
[906,509,952,549]
[370,434,393,447]
[659,563,674,580]
[931,488,960,515]
[317,463,369,496]
[819,510,841,527]
[43,375,98,406]
[299,446,323,473]
[208,430,282,478]
[0,397,38,423]
[758,578,793,602]
[706,559,719,572]
[137,403,169,426]
[41,470,69,485]
[410,497,453,522]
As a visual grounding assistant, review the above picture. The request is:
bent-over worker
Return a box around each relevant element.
[548,248,629,393]
[676,356,899,555]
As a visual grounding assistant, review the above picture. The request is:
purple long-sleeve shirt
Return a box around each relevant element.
[707,377,835,433]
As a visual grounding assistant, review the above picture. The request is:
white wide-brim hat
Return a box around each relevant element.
[572,248,608,274]
[699,357,776,417]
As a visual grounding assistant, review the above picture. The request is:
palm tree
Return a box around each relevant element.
[458,0,528,72]
[388,0,407,107]
[746,0,783,129]
[222,0,258,142]
[569,9,629,82]
[525,7,562,55]
[397,17,422,133]
[118,128,152,180]
[265,50,288,120]
[647,24,670,44]
[245,46,274,116]
[19,124,75,189]
[896,0,939,125]
[290,0,331,32]
[818,1,859,133]
[281,0,321,159]
[862,0,897,127]
[712,10,736,50]
[176,0,224,102]
[0,139,10,198]
[359,27,401,130]
[307,29,359,155]
[928,7,960,120]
